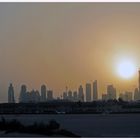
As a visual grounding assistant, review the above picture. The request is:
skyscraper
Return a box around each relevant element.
[93,80,98,100]
[107,85,116,100]
[68,90,73,101]
[86,83,91,102]
[41,85,46,102]
[19,85,27,103]
[78,85,84,102]
[63,92,67,100]
[47,90,53,101]
[133,69,140,101]
[8,83,15,103]
[134,88,140,100]
[139,69,140,94]
[35,90,40,102]
[29,90,39,103]
[73,91,78,101]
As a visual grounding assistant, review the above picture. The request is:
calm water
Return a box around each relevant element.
[1,114,140,137]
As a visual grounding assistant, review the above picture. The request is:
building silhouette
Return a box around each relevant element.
[8,83,15,103]
[47,90,53,101]
[138,69,140,94]
[63,92,67,100]
[119,92,133,101]
[40,85,46,102]
[107,85,116,100]
[86,83,91,102]
[73,91,78,101]
[28,90,40,103]
[68,90,73,101]
[124,91,133,101]
[134,88,140,100]
[78,85,84,102]
[19,85,27,103]
[93,80,98,100]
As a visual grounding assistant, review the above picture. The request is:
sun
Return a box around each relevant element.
[116,59,136,79]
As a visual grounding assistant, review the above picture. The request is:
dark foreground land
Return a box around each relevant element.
[1,114,140,137]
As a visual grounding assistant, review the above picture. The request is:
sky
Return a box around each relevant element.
[1,3,140,102]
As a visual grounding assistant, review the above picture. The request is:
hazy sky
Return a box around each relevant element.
[1,3,140,102]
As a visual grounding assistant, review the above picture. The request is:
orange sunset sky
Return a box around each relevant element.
[0,3,140,102]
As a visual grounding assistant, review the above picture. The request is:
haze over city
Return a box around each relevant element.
[1,3,140,102]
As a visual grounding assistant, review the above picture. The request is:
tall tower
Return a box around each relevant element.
[139,69,140,93]
[93,80,98,100]
[107,85,116,100]
[78,85,84,102]
[86,83,91,102]
[19,85,27,103]
[41,85,46,102]
[47,90,53,101]
[68,90,73,101]
[8,83,15,103]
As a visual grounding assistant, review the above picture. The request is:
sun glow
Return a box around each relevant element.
[116,59,137,79]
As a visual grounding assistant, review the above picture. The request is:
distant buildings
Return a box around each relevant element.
[139,69,140,93]
[62,89,78,102]
[68,90,73,101]
[124,91,133,101]
[134,69,140,101]
[102,93,108,100]
[102,85,116,100]
[134,88,140,101]
[8,83,15,103]
[86,83,91,102]
[18,84,54,103]
[93,80,98,100]
[19,85,27,103]
[8,69,140,103]
[40,85,47,102]
[73,91,78,101]
[119,92,133,101]
[78,85,84,102]
[47,90,53,101]
[63,92,67,100]
[28,90,40,103]
[107,85,116,100]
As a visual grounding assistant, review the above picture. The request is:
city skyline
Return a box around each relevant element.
[1,3,140,102]
[6,69,140,103]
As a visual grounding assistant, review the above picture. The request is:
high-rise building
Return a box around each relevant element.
[107,85,116,100]
[73,91,78,101]
[63,92,67,100]
[47,90,53,101]
[41,85,46,102]
[68,90,73,101]
[26,91,30,103]
[35,90,40,102]
[29,90,40,103]
[93,80,98,100]
[134,88,140,101]
[8,83,15,103]
[19,85,27,103]
[138,69,140,94]
[86,83,91,102]
[78,85,84,102]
